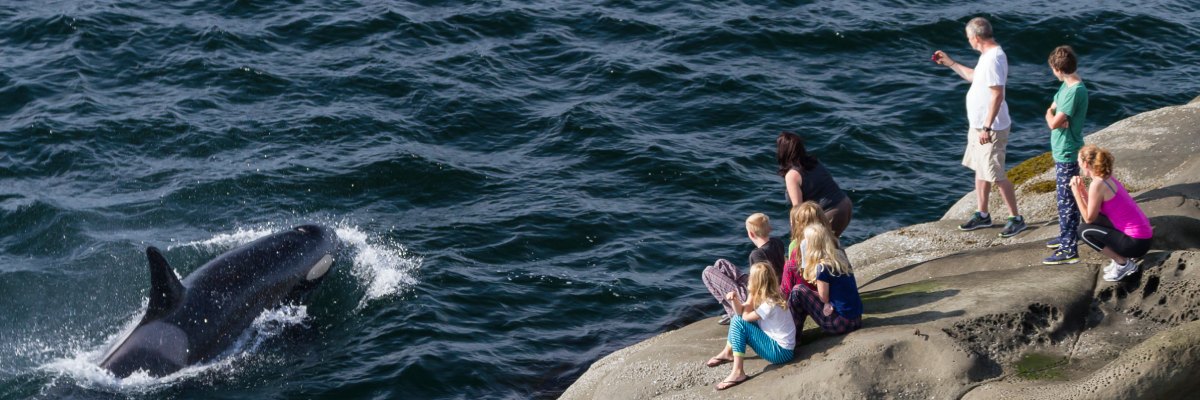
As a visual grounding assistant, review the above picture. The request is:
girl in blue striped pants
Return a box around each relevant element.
[705,262,796,390]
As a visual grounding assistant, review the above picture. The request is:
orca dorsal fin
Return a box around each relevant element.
[144,247,185,321]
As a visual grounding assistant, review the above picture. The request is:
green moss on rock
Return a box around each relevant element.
[1008,152,1054,187]
[1025,180,1056,194]
[860,281,949,316]
[1015,352,1067,380]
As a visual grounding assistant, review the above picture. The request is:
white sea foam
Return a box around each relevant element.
[247,304,309,344]
[174,226,278,251]
[335,225,422,309]
[37,304,310,393]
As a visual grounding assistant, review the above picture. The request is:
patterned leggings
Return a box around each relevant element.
[727,316,794,364]
[788,284,861,334]
[1055,162,1081,255]
[702,259,748,318]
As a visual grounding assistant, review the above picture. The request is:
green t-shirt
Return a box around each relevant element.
[1051,81,1088,162]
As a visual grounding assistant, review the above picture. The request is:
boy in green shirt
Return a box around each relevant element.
[1042,45,1089,265]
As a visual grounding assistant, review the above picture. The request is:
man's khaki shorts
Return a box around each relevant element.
[962,127,1010,182]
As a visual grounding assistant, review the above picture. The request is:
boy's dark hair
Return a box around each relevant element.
[1048,45,1077,74]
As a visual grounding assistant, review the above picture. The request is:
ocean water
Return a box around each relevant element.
[1,1,1198,399]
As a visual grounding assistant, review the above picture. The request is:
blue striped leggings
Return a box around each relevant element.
[727,316,794,364]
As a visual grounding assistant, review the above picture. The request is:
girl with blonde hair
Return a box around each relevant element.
[787,223,863,335]
[1072,145,1153,282]
[705,262,795,390]
[781,202,832,299]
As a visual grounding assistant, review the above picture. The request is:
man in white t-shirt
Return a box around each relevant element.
[932,17,1027,238]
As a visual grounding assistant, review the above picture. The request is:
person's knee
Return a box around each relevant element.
[702,261,729,280]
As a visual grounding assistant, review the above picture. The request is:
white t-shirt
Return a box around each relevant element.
[965,46,1011,131]
[754,301,797,350]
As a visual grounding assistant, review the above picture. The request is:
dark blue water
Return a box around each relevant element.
[2,1,1198,399]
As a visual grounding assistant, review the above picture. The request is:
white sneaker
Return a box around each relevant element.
[1103,260,1119,275]
[1104,259,1139,282]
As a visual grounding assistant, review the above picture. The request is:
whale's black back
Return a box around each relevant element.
[101,224,338,376]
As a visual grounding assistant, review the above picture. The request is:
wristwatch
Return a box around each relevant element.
[982,126,992,133]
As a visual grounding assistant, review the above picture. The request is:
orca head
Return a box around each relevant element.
[100,321,190,378]
[289,224,339,282]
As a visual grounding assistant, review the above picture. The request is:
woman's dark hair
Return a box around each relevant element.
[776,131,819,176]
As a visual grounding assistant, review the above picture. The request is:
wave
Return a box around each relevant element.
[37,304,308,395]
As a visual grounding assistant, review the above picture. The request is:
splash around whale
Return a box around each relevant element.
[99,224,339,378]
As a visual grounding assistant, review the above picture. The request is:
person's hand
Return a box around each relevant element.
[978,128,992,144]
[725,291,739,303]
[1070,176,1085,191]
[1071,176,1088,201]
[822,302,834,317]
[932,50,955,67]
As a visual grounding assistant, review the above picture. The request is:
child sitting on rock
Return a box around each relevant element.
[781,202,834,300]
[702,213,788,325]
[788,223,863,335]
[705,262,796,390]
[1071,144,1153,281]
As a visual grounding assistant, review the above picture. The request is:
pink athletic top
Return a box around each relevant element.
[1100,178,1152,239]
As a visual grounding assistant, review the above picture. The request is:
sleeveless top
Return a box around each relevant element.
[789,162,847,211]
[1100,178,1152,239]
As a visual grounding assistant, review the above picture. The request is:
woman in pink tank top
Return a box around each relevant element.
[1070,145,1153,282]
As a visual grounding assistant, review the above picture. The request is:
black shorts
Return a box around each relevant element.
[1079,222,1152,259]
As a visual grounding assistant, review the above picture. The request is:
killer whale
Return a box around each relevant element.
[100,224,339,378]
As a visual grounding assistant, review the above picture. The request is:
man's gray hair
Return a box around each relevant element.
[966,17,993,39]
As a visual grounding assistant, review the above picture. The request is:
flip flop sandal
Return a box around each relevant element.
[716,375,750,390]
[705,357,732,368]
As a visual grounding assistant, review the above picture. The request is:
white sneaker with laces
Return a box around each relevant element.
[1104,259,1139,282]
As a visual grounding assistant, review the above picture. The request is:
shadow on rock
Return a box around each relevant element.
[1135,182,1200,203]
[1146,216,1200,251]
[865,309,966,327]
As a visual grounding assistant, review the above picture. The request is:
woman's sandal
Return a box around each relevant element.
[716,375,749,390]
[705,357,732,368]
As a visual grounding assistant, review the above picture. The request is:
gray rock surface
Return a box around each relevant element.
[561,100,1200,399]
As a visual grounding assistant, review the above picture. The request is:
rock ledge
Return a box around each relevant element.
[561,100,1200,399]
